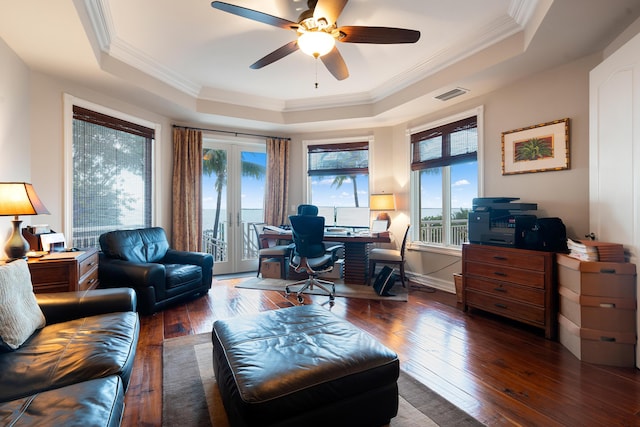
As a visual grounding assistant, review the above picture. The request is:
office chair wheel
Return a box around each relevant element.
[329,294,335,301]
[285,286,291,296]
[297,295,304,304]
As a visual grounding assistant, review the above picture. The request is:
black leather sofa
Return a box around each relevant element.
[0,288,140,426]
[98,227,214,314]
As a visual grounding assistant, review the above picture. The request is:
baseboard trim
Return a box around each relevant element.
[406,272,456,294]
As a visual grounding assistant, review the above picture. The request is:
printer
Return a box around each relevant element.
[468,197,537,248]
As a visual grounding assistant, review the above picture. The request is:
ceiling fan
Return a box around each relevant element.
[210,0,421,81]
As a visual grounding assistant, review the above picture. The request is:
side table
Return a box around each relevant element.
[27,247,99,293]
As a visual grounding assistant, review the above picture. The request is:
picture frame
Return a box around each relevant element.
[501,118,570,175]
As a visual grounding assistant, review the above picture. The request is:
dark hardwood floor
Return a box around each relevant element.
[121,276,640,426]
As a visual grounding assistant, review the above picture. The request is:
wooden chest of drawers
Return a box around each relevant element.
[28,247,99,293]
[462,244,556,339]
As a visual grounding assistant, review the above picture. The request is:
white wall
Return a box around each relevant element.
[0,37,32,257]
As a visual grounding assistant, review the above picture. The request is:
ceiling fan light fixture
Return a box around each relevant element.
[298,31,335,57]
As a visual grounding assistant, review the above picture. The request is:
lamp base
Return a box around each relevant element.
[4,218,29,261]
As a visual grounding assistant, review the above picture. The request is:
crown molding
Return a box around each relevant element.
[83,0,111,50]
[80,0,538,119]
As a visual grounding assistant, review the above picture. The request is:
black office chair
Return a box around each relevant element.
[286,214,341,304]
[297,204,318,215]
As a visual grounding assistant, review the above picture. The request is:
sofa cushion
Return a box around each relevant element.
[0,311,139,402]
[0,376,124,427]
[0,260,45,351]
[164,263,202,290]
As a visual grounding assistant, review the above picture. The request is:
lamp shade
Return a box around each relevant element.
[0,182,50,216]
[369,193,396,211]
[0,182,50,261]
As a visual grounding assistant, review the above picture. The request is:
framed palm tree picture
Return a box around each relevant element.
[501,118,570,175]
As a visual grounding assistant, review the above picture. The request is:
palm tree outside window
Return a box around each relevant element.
[306,141,370,228]
[202,148,265,261]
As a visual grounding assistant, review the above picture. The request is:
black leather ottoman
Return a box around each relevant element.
[212,305,399,427]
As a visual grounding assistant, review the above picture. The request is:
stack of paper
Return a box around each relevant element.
[566,239,626,262]
[566,239,599,261]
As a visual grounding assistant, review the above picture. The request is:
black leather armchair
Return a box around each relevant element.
[98,227,214,314]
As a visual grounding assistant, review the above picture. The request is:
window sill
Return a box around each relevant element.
[408,242,462,257]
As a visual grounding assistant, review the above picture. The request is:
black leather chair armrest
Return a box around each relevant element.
[163,249,213,268]
[36,288,137,325]
[99,256,166,289]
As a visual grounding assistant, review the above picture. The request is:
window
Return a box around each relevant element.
[70,105,154,248]
[410,110,481,248]
[305,140,370,227]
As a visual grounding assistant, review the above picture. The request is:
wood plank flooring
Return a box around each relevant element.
[121,276,640,426]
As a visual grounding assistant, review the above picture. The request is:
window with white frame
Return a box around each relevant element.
[410,111,480,248]
[305,140,370,227]
[71,105,154,248]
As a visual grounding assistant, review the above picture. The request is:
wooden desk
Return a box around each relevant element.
[261,232,391,285]
[26,248,99,293]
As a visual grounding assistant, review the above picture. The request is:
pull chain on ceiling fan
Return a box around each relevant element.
[210,0,421,82]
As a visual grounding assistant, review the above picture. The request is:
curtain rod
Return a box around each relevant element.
[173,124,290,141]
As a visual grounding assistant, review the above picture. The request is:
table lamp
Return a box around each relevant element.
[370,193,396,228]
[0,182,50,261]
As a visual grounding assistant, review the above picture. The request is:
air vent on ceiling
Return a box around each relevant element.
[435,87,469,101]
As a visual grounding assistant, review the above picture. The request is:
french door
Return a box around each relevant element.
[202,139,266,275]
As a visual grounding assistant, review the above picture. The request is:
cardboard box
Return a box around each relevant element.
[559,286,636,332]
[558,314,636,367]
[261,258,283,279]
[557,254,636,298]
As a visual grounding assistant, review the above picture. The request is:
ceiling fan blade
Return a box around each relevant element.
[321,47,349,80]
[313,0,348,26]
[338,26,420,44]
[211,1,298,30]
[250,40,300,69]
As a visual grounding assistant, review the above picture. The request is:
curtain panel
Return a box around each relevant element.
[172,128,203,251]
[264,138,290,226]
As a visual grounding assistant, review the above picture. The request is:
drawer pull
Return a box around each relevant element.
[493,271,507,277]
[87,278,95,284]
[493,287,507,293]
[600,269,616,274]
[600,336,616,342]
[88,261,96,267]
[494,303,508,309]
[493,256,508,261]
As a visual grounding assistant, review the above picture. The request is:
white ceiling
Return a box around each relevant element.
[1,0,640,134]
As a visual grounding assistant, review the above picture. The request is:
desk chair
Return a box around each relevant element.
[297,204,318,215]
[287,214,341,304]
[253,223,293,279]
[369,224,410,287]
